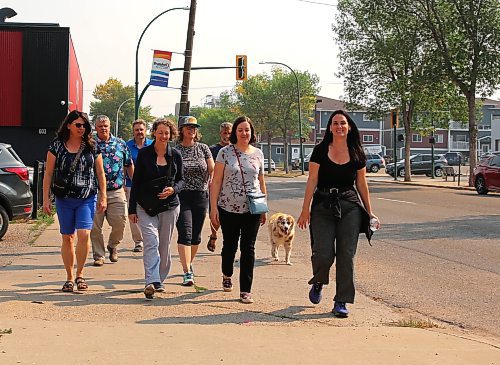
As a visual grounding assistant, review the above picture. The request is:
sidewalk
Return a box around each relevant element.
[0,200,498,364]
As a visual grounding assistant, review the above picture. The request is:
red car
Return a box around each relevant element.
[473,152,500,194]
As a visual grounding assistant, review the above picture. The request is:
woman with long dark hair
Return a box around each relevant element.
[297,110,380,317]
[42,110,107,292]
[210,116,267,304]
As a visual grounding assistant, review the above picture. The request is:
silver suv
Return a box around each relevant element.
[0,143,33,239]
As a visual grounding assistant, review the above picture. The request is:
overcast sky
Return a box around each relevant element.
[5,0,344,117]
[4,0,499,118]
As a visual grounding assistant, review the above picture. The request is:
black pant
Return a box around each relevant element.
[308,194,362,303]
[176,190,208,245]
[218,206,261,293]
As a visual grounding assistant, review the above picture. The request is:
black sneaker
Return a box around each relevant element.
[332,302,349,318]
[309,283,323,304]
[153,282,165,293]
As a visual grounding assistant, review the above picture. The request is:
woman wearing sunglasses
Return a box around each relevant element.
[42,110,107,293]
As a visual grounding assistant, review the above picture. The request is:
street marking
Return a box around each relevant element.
[377,197,417,205]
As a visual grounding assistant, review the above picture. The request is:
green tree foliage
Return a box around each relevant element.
[233,69,319,172]
[335,0,470,180]
[395,0,500,184]
[90,78,155,140]
[189,106,238,146]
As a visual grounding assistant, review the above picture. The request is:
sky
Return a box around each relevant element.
[4,0,345,117]
[5,0,499,118]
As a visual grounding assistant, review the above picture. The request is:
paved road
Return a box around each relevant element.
[265,177,500,339]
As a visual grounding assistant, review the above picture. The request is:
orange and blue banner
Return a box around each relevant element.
[150,50,172,88]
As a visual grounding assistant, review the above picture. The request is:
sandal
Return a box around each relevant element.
[207,235,217,252]
[62,280,74,292]
[75,277,88,291]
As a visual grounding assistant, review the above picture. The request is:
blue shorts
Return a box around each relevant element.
[55,195,97,234]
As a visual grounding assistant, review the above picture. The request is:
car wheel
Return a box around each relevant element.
[370,165,380,173]
[0,205,8,240]
[475,176,488,195]
[434,167,443,177]
[398,168,405,177]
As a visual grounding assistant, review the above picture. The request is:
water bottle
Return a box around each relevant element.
[370,217,380,232]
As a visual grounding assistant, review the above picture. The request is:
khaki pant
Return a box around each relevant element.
[125,187,143,246]
[91,189,127,260]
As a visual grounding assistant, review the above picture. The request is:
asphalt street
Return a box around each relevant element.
[264,177,500,340]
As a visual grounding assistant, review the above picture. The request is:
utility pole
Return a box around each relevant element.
[179,0,197,121]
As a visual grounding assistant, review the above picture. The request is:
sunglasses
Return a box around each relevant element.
[73,123,86,128]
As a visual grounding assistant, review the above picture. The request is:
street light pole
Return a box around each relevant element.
[115,98,135,137]
[260,61,304,174]
[135,6,189,120]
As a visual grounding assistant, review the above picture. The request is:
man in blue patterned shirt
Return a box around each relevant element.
[91,115,134,266]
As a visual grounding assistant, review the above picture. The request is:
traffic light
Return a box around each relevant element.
[397,134,405,142]
[236,55,247,81]
[390,109,399,128]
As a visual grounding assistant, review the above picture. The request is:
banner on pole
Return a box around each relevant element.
[150,50,172,88]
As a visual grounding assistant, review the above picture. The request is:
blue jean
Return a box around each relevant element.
[137,205,180,285]
[55,195,96,234]
[308,194,362,303]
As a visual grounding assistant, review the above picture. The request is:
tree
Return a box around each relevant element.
[397,0,500,185]
[335,0,466,180]
[234,69,319,172]
[90,78,155,140]
[189,106,238,146]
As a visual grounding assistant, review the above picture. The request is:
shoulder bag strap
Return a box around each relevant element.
[66,141,85,179]
[233,145,248,195]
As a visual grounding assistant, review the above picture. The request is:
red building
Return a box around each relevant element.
[0,17,83,165]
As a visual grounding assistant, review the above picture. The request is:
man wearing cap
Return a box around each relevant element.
[175,116,214,286]
[125,119,153,252]
[91,115,134,266]
[206,121,232,252]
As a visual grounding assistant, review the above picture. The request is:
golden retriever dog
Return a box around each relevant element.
[268,212,295,265]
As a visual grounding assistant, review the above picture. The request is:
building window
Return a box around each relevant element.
[412,134,422,142]
[435,134,443,143]
[363,135,374,143]
[276,147,284,154]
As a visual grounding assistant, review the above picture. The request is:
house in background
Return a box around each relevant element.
[383,98,499,160]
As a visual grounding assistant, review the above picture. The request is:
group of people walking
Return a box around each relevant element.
[42,109,379,316]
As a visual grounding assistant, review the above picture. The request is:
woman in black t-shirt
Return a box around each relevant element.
[298,110,380,318]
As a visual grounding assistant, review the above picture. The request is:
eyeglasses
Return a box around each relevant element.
[73,123,86,128]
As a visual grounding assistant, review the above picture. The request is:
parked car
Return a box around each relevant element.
[291,152,312,171]
[366,153,386,173]
[385,154,448,178]
[443,152,464,166]
[0,143,33,239]
[472,152,500,195]
[263,158,276,171]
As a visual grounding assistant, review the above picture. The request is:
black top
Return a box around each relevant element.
[310,144,365,190]
[49,139,100,199]
[128,142,184,214]
[310,143,373,243]
[209,143,225,160]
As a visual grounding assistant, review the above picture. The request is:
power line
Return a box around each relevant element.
[297,0,337,7]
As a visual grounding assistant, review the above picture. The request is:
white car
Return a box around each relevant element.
[263,158,276,171]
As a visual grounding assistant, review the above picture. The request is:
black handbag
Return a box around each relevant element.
[52,142,84,198]
[137,146,174,217]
